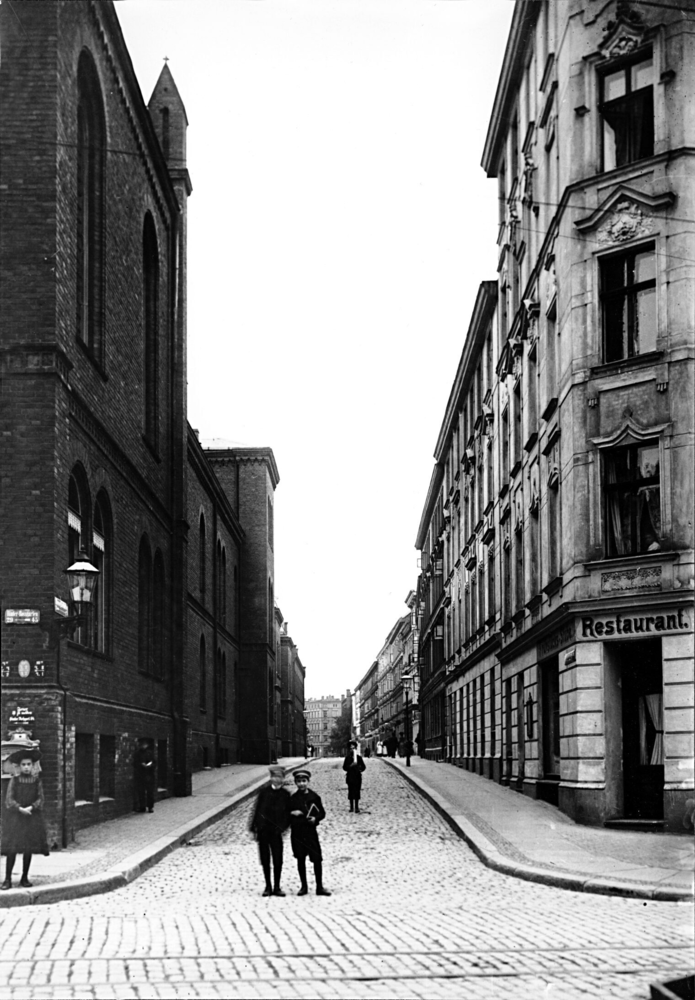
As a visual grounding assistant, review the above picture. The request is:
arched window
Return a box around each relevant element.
[199,514,206,602]
[76,50,105,360]
[152,550,166,679]
[199,635,207,711]
[92,490,112,653]
[221,547,227,627]
[268,579,274,643]
[138,536,152,674]
[216,648,227,719]
[143,213,159,447]
[67,466,91,645]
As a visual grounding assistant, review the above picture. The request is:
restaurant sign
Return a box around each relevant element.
[581,608,690,639]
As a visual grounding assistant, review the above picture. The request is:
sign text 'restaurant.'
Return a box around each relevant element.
[581,609,690,638]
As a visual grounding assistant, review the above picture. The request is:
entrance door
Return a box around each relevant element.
[620,640,664,820]
[541,657,561,778]
[504,678,513,784]
[515,672,525,790]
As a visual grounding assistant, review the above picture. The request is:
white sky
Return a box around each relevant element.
[115,0,515,699]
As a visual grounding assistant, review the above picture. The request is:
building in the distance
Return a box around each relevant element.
[305,694,344,757]
[279,620,306,757]
[416,0,694,831]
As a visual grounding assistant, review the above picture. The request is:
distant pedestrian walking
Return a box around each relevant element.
[250,765,291,896]
[1,748,49,890]
[289,770,331,896]
[342,739,366,813]
[386,735,398,758]
[133,737,156,813]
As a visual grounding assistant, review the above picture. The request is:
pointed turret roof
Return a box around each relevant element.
[148,62,188,125]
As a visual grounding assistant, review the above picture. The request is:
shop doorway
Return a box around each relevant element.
[540,657,560,777]
[619,640,664,820]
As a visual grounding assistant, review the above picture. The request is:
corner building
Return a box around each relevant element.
[416,0,694,830]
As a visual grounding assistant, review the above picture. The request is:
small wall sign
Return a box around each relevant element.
[17,660,31,679]
[4,609,40,625]
[54,597,69,618]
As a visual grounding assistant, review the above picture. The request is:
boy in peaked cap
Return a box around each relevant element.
[289,770,331,896]
[249,765,291,896]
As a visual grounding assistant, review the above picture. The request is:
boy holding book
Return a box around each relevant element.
[289,770,331,896]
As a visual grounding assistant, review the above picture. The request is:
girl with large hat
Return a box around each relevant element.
[1,747,50,890]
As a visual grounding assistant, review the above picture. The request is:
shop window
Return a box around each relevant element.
[75,733,94,802]
[601,243,656,362]
[604,442,661,557]
[600,52,654,171]
[98,734,115,799]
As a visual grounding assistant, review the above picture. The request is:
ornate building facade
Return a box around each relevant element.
[416,0,693,830]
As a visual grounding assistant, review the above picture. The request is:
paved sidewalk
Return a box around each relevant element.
[385,756,694,902]
[0,757,307,908]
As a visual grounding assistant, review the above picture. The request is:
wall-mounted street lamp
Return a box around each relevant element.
[56,550,99,847]
[402,673,414,768]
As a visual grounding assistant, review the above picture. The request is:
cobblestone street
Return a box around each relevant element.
[0,761,691,999]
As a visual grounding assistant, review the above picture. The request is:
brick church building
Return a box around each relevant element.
[0,1,286,846]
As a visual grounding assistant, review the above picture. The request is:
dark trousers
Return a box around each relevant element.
[135,780,155,812]
[257,830,283,887]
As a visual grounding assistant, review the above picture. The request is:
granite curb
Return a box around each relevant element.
[384,758,694,902]
[0,761,307,908]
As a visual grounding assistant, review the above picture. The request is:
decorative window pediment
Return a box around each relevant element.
[575,185,675,240]
[598,15,648,64]
[591,412,672,451]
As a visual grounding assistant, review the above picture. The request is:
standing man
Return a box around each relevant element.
[250,765,291,896]
[133,737,156,813]
[342,739,366,813]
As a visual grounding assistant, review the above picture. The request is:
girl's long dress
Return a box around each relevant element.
[1,776,50,855]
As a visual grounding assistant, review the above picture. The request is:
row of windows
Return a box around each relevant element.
[197,636,235,718]
[76,49,165,450]
[68,465,168,678]
[197,513,238,629]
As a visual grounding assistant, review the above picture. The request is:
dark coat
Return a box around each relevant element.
[250,785,291,838]
[133,746,156,788]
[1,776,50,856]
[289,788,325,861]
[342,752,366,798]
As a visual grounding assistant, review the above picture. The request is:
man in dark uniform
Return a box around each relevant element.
[133,737,156,813]
[342,739,366,812]
[289,770,331,896]
[250,764,291,896]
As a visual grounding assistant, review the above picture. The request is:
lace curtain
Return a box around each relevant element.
[639,693,664,766]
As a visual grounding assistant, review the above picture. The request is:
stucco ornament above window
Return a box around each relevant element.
[575,184,676,244]
[599,6,647,63]
[598,201,653,246]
